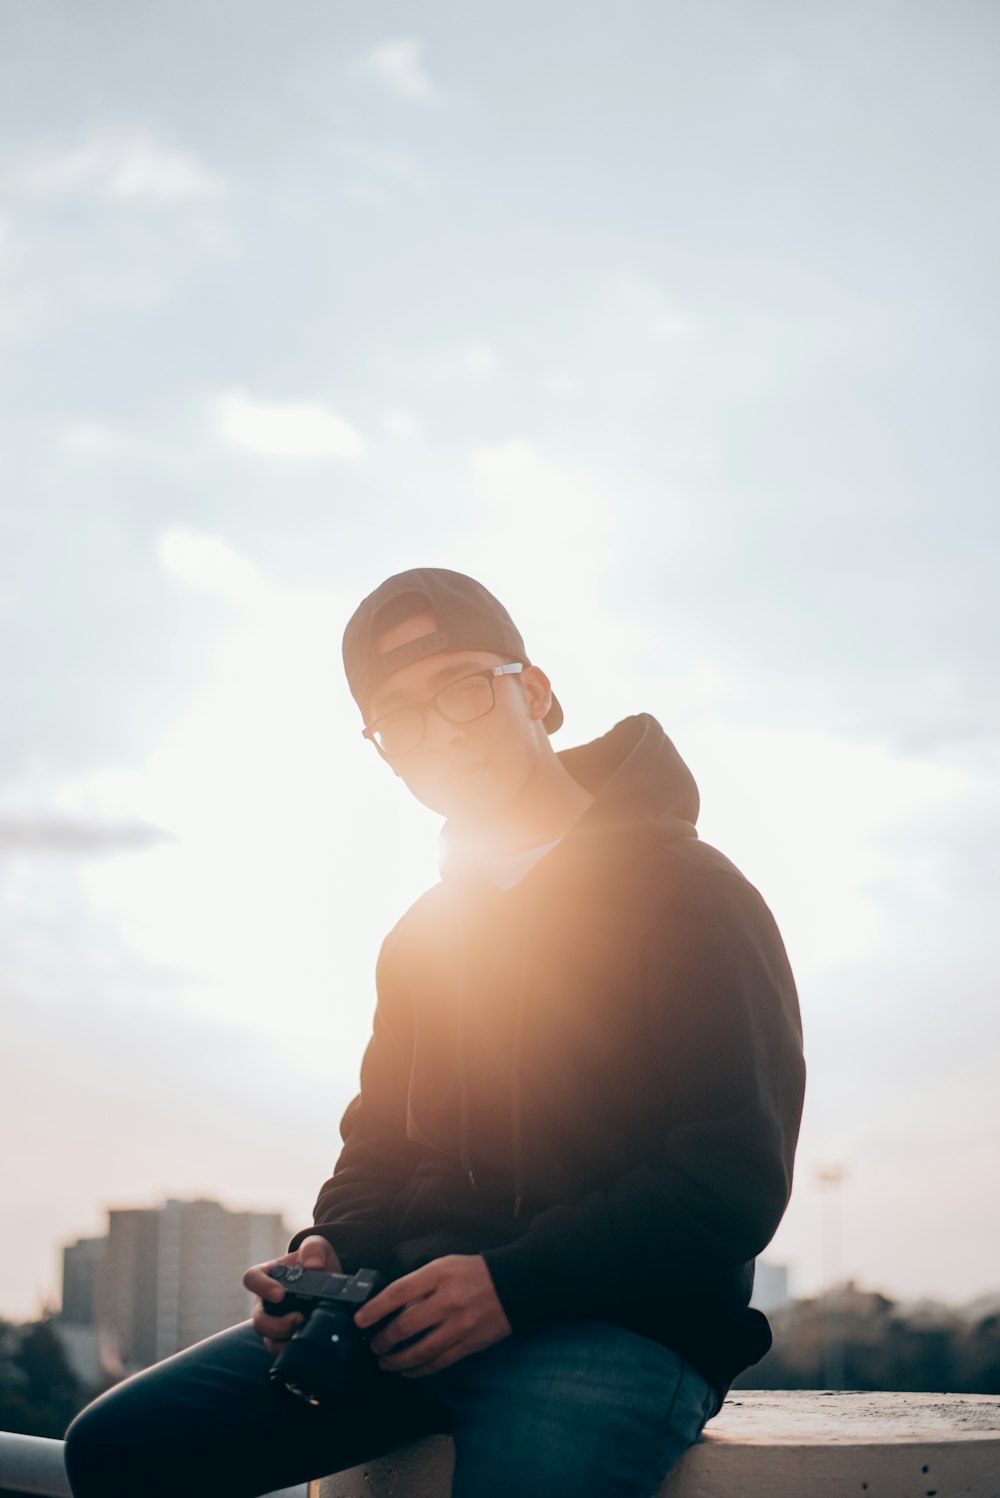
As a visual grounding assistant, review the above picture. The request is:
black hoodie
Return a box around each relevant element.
[293,715,805,1397]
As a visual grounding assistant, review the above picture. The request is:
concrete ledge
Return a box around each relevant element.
[313,1391,1000,1498]
[4,1392,998,1498]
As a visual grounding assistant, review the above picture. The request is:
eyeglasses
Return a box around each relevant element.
[362,663,525,757]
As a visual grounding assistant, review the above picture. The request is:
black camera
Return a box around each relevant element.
[264,1263,385,1406]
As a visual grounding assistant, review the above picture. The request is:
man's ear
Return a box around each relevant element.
[522,665,553,724]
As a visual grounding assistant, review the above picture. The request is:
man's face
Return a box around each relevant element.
[365,612,554,824]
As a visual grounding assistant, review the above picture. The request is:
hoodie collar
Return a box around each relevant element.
[440,714,699,885]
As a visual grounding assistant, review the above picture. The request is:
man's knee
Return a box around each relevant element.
[64,1378,235,1498]
[64,1393,128,1498]
[441,1323,717,1498]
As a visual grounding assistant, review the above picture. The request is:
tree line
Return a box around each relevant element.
[2,1286,999,1439]
[735,1285,1000,1393]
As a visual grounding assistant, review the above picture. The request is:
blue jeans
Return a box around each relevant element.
[65,1319,720,1498]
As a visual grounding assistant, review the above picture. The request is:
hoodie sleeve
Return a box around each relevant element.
[288,935,421,1271]
[482,868,805,1326]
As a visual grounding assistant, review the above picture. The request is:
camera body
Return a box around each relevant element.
[265,1263,385,1406]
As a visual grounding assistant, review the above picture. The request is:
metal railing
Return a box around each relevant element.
[0,1433,69,1497]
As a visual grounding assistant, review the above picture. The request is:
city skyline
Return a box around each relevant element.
[58,1197,288,1371]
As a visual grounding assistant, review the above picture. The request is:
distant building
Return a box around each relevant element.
[752,1260,791,1313]
[54,1320,104,1390]
[61,1236,105,1326]
[62,1199,288,1373]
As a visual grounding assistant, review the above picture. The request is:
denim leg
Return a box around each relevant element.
[64,1321,448,1498]
[427,1320,718,1498]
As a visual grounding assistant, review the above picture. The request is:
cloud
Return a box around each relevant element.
[377,341,501,389]
[5,127,223,204]
[0,816,167,857]
[541,370,578,398]
[362,38,437,101]
[451,442,657,728]
[335,140,425,196]
[57,419,153,460]
[382,407,424,440]
[462,344,497,374]
[0,214,40,338]
[157,531,263,600]
[215,390,367,460]
[468,442,614,587]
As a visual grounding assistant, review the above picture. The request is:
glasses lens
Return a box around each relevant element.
[437,674,495,725]
[374,708,423,756]
[370,673,500,755]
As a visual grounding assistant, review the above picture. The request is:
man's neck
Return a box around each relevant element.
[451,755,594,859]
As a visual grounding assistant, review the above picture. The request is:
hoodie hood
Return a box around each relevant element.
[558,714,699,828]
[440,714,699,883]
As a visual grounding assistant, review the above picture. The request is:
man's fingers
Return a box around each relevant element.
[243,1239,341,1302]
[355,1256,510,1375]
[243,1265,280,1297]
[251,1304,302,1343]
[401,1345,466,1377]
[394,1321,505,1378]
[244,1239,344,1349]
[376,1324,458,1374]
[368,1301,435,1356]
[244,1265,287,1310]
[256,1294,300,1340]
[356,1268,432,1328]
[257,1301,296,1325]
[294,1236,342,1272]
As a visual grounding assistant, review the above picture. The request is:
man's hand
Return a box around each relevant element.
[354,1254,512,1378]
[243,1235,342,1355]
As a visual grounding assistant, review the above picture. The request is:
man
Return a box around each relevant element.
[66,567,805,1498]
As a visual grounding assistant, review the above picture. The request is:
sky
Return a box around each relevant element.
[1,0,998,1323]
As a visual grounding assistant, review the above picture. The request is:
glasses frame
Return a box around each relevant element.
[362,662,525,757]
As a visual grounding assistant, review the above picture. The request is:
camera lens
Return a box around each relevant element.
[269,1306,360,1407]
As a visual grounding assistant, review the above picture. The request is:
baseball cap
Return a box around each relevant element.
[342,567,564,734]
